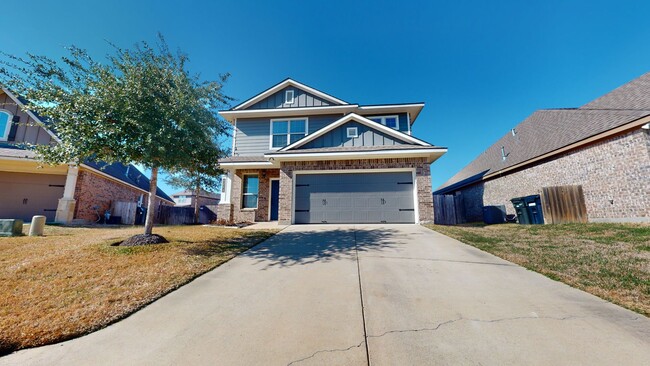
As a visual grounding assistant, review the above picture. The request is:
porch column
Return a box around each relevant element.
[217,171,234,222]
[55,165,79,224]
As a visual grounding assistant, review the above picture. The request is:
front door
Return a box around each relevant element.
[270,179,280,221]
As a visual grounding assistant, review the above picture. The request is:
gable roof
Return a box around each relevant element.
[276,113,432,152]
[436,108,650,194]
[581,72,650,110]
[231,78,349,110]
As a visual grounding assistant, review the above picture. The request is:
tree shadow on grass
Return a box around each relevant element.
[182,231,274,258]
[242,227,402,269]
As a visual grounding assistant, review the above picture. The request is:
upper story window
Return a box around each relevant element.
[284,90,294,104]
[0,110,13,141]
[368,115,399,130]
[271,118,307,149]
[347,127,358,138]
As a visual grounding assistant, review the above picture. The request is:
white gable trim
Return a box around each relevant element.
[232,79,349,111]
[278,113,431,151]
[1,87,61,143]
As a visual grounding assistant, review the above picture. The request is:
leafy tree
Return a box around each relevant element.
[166,145,226,224]
[0,35,232,238]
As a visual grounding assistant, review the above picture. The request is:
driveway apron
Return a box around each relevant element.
[1,224,649,365]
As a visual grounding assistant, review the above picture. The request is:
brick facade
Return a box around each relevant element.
[278,158,434,225]
[73,170,172,222]
[456,128,650,222]
[230,169,280,222]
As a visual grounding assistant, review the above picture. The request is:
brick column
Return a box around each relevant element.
[278,166,293,225]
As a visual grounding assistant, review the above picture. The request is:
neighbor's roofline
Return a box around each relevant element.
[231,78,349,111]
[1,87,61,143]
[436,113,650,192]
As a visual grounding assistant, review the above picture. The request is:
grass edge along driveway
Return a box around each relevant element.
[0,225,276,355]
[424,223,650,317]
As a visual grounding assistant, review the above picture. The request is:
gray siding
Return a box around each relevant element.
[301,121,407,149]
[0,92,54,146]
[360,113,409,133]
[247,87,337,110]
[234,115,342,156]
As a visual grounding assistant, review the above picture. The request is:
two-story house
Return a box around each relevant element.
[217,79,446,225]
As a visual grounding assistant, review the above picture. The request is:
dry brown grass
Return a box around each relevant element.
[0,225,276,355]
[425,223,650,317]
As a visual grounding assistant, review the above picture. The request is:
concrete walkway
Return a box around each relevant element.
[2,225,649,365]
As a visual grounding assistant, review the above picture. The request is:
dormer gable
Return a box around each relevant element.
[232,78,349,111]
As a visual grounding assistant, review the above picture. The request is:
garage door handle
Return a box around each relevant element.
[322,199,327,206]
[381,198,386,205]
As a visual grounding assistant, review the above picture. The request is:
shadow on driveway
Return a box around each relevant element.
[242,226,401,269]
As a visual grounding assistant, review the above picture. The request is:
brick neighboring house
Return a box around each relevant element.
[217,78,447,225]
[435,72,650,223]
[171,189,220,207]
[0,87,174,223]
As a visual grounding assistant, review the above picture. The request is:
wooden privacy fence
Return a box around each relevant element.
[156,205,218,225]
[112,201,137,225]
[541,185,588,224]
[433,194,466,225]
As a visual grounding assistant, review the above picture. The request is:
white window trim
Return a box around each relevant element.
[284,90,294,104]
[0,109,14,142]
[347,127,358,138]
[269,117,309,150]
[242,174,259,209]
[368,115,400,130]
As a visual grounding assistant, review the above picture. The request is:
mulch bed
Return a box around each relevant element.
[117,234,169,246]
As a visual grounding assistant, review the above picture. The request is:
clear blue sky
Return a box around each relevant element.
[4,1,650,195]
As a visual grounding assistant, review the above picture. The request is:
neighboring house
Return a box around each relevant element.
[0,87,174,223]
[171,189,220,207]
[217,78,447,224]
[435,72,650,223]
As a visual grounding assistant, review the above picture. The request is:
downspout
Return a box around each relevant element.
[232,118,238,156]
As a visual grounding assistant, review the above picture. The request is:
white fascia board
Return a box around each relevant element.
[219,104,358,123]
[218,161,278,170]
[1,87,61,143]
[266,148,447,162]
[232,79,349,111]
[279,113,431,151]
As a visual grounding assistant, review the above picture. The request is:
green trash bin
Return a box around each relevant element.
[510,197,531,224]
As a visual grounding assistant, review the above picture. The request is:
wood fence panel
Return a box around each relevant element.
[541,185,588,224]
[156,206,195,225]
[434,194,459,225]
[112,201,137,225]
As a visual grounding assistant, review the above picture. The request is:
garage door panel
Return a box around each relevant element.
[294,172,415,224]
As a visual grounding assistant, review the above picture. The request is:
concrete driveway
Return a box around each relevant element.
[2,225,649,365]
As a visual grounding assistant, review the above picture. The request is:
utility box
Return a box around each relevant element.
[483,205,506,224]
[0,219,24,236]
[511,195,544,225]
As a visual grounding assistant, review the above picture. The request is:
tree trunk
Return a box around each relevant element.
[194,183,200,224]
[144,166,158,235]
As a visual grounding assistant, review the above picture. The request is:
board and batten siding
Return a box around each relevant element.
[234,114,343,156]
[247,87,337,110]
[0,92,53,146]
[300,121,405,149]
[361,113,409,133]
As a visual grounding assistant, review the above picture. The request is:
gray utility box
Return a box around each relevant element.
[0,219,24,237]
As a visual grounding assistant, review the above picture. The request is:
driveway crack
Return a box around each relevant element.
[286,341,364,366]
[369,315,585,339]
[354,228,371,365]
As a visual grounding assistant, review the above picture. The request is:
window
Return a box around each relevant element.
[368,115,399,130]
[271,118,307,148]
[347,127,358,138]
[285,90,294,104]
[0,110,13,141]
[242,175,259,209]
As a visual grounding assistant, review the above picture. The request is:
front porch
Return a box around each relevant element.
[218,168,281,223]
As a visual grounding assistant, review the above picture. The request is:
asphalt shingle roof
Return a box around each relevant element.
[436,72,650,193]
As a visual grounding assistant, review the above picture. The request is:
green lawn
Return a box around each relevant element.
[424,223,650,316]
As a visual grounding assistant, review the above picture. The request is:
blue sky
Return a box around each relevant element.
[4,1,650,195]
